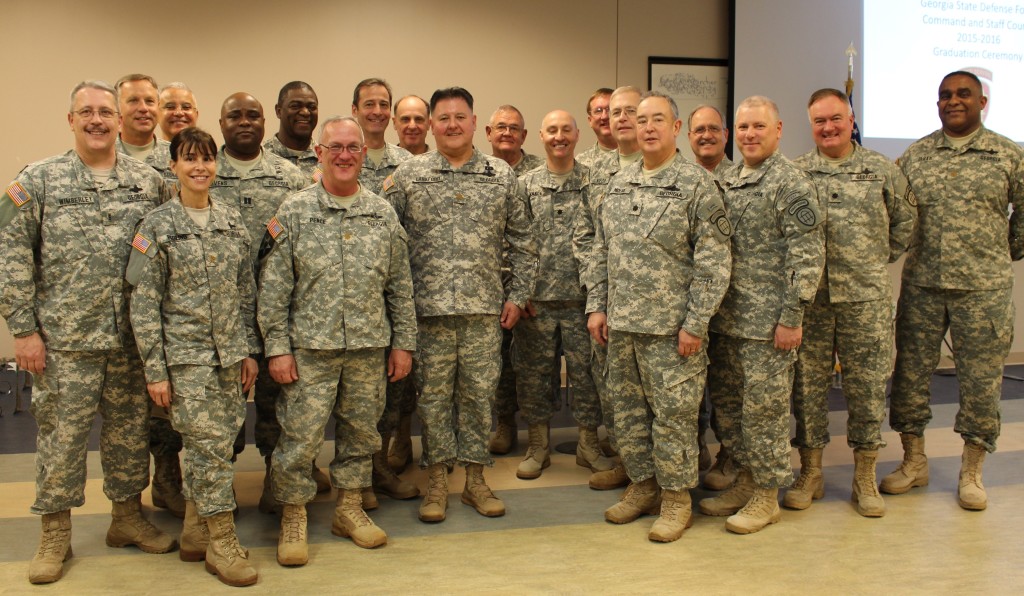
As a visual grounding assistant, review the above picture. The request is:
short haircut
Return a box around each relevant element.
[687,104,725,129]
[429,87,474,112]
[941,70,984,92]
[318,115,365,145]
[807,88,849,109]
[352,78,393,106]
[160,81,193,94]
[277,81,317,107]
[490,104,525,126]
[610,85,642,103]
[736,95,780,121]
[586,88,614,115]
[69,80,118,112]
[169,127,217,161]
[639,90,679,121]
[114,73,158,93]
[394,95,431,117]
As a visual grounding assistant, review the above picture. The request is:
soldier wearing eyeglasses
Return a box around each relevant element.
[0,80,176,585]
[259,116,416,563]
[210,92,310,514]
[687,105,732,177]
[577,88,618,169]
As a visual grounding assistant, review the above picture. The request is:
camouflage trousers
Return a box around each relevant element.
[273,348,385,503]
[513,300,602,427]
[416,315,501,467]
[607,330,706,491]
[168,363,245,517]
[30,348,149,515]
[232,359,281,457]
[149,406,182,457]
[492,328,519,420]
[591,338,618,450]
[377,350,417,435]
[890,284,1012,452]
[792,290,892,450]
[707,333,795,489]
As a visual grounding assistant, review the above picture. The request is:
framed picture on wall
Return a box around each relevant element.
[647,57,731,159]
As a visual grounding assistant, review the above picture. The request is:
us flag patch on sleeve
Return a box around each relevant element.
[6,182,30,207]
[267,216,284,239]
[381,175,394,193]
[312,167,323,183]
[131,232,152,254]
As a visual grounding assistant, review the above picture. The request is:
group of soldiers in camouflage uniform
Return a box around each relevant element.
[1,68,1020,587]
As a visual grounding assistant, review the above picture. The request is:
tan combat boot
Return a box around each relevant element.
[259,455,281,515]
[312,461,331,493]
[204,511,257,587]
[462,463,505,517]
[698,431,712,472]
[517,423,551,479]
[361,486,379,511]
[577,426,615,472]
[880,433,929,494]
[277,503,308,565]
[28,510,72,584]
[151,453,186,519]
[419,463,449,522]
[373,434,420,500]
[958,442,988,511]
[488,414,517,455]
[699,467,755,516]
[648,489,694,542]
[783,447,824,510]
[852,449,885,517]
[180,500,210,562]
[388,413,414,473]
[725,487,782,534]
[590,462,630,491]
[703,445,739,491]
[106,494,177,553]
[605,477,661,524]
[332,489,387,548]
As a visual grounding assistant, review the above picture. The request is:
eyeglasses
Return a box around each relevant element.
[610,107,637,119]
[493,124,523,134]
[318,143,363,155]
[690,125,723,135]
[74,108,119,120]
[590,107,609,115]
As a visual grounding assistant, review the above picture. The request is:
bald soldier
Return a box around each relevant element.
[210,92,312,513]
[513,110,613,480]
[394,95,432,156]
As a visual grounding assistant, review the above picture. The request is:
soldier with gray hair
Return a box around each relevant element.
[587,91,732,542]
[698,95,825,535]
[1,80,176,585]
[260,115,417,563]
[158,82,199,142]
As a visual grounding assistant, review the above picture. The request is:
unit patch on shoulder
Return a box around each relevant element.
[131,232,152,254]
[6,182,30,207]
[267,216,284,239]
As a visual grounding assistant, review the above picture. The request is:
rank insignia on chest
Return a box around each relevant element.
[131,232,152,254]
[267,216,284,239]
[6,182,30,207]
[242,197,253,206]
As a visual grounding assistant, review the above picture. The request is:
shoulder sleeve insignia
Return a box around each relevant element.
[382,175,395,193]
[267,216,284,239]
[131,232,152,255]
[6,182,31,207]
